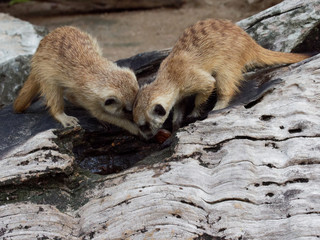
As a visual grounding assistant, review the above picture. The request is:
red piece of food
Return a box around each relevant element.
[155,129,171,144]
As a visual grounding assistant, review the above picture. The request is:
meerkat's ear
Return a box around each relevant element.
[153,104,166,116]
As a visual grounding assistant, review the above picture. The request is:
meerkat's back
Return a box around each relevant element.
[173,19,309,72]
[171,19,310,109]
[32,26,104,87]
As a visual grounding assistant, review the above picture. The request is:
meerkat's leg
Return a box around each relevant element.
[55,112,80,127]
[92,111,139,135]
[112,118,139,135]
[172,104,185,131]
[213,68,243,111]
[188,69,216,118]
[41,82,79,127]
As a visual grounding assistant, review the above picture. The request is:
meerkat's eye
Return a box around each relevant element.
[154,104,166,116]
[104,98,116,106]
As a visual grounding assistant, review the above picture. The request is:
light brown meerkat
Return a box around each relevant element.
[14,26,140,135]
[133,19,311,139]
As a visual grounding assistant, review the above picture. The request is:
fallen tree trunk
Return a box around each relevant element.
[1,0,320,239]
[0,0,184,17]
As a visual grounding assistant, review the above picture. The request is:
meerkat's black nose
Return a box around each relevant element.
[123,108,132,114]
[123,108,133,120]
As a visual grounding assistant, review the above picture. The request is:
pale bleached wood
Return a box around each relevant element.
[1,0,320,239]
[0,129,74,186]
[0,203,78,239]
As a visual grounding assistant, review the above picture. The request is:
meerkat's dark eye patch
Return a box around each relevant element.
[104,98,116,106]
[154,104,166,116]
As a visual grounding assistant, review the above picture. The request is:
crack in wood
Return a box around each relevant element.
[180,199,206,212]
[204,197,256,205]
[203,135,320,154]
[260,178,309,187]
[193,233,226,240]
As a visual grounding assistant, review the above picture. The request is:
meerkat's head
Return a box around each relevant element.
[133,82,174,140]
[98,67,139,119]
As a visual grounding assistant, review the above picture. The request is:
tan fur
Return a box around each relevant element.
[13,73,40,113]
[133,19,311,139]
[14,26,139,135]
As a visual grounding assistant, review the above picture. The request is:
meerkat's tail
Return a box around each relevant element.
[13,74,40,113]
[254,46,312,67]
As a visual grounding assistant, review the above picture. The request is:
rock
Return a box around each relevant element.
[0,13,47,107]
[0,13,45,64]
[238,0,320,52]
[1,0,320,239]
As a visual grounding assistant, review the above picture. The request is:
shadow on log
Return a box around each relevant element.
[0,48,289,175]
[1,0,320,239]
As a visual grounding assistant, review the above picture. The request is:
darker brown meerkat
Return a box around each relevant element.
[133,19,311,139]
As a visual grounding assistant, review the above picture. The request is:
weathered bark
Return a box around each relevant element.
[1,0,320,239]
[0,0,184,17]
[237,0,320,52]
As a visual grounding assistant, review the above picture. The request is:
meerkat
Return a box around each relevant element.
[133,19,311,139]
[14,26,140,135]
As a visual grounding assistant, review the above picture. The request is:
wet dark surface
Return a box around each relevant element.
[0,50,166,158]
[292,22,320,54]
[0,99,167,174]
[73,132,163,174]
[0,49,285,174]
[0,51,170,175]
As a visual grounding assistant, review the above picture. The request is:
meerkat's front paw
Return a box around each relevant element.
[55,112,80,127]
[188,108,202,118]
[212,100,229,111]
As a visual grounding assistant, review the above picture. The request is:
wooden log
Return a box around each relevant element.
[0,203,78,239]
[1,0,320,239]
[0,129,74,186]
[0,0,184,17]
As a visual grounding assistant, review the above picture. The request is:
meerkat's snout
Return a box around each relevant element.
[138,123,154,140]
[134,101,169,139]
[122,105,133,121]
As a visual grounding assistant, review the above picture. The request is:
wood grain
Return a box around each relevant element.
[1,0,320,239]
